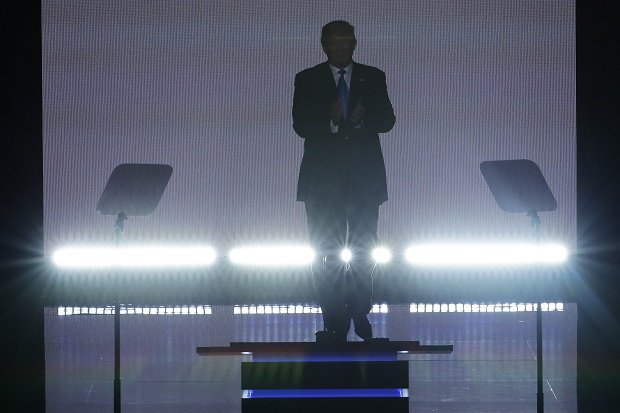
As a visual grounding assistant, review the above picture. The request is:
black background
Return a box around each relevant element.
[2,1,619,411]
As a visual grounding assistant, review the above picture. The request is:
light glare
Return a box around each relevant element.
[405,243,568,266]
[340,249,352,262]
[228,246,315,266]
[52,246,217,268]
[372,247,392,263]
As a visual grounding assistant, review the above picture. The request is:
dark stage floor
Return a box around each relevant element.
[45,303,576,412]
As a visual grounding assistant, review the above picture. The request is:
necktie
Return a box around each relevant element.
[337,69,349,120]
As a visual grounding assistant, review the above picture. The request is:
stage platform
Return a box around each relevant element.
[44,303,577,412]
[196,340,454,412]
[196,339,453,357]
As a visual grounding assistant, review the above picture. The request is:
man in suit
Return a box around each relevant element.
[292,21,395,341]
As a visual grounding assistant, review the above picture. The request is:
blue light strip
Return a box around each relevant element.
[243,388,408,399]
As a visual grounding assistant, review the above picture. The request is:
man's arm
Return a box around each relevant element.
[355,69,395,134]
[292,71,334,141]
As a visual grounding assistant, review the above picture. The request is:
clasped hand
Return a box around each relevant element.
[330,98,365,126]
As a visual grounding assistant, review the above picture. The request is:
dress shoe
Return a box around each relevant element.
[316,330,347,344]
[363,337,389,343]
[315,330,336,343]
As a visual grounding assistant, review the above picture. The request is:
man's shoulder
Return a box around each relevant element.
[353,62,385,77]
[295,62,329,78]
[295,61,385,79]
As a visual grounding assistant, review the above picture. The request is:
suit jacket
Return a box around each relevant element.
[293,61,395,205]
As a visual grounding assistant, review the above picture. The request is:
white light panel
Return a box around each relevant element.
[229,246,315,266]
[405,243,568,266]
[52,246,217,268]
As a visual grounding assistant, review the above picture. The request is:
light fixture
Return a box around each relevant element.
[52,246,217,268]
[340,248,352,263]
[404,243,568,266]
[228,245,315,266]
[372,247,392,263]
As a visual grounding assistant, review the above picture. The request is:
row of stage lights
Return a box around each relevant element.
[52,243,569,269]
[57,303,565,316]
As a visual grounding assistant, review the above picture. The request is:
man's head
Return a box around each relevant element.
[321,20,356,69]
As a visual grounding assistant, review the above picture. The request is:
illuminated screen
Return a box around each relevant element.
[42,1,575,255]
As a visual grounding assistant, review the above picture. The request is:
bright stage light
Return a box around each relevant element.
[372,247,392,263]
[371,304,389,314]
[409,302,565,313]
[57,305,212,316]
[233,305,321,315]
[404,243,568,266]
[228,246,315,266]
[52,246,217,268]
[340,248,352,263]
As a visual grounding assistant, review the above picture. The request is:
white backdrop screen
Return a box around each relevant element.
[42,1,575,254]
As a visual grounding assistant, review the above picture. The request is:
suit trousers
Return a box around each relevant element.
[305,197,378,339]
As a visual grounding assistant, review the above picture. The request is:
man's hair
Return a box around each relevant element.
[321,20,356,47]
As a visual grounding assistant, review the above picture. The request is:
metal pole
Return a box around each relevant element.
[537,302,544,413]
[114,303,121,413]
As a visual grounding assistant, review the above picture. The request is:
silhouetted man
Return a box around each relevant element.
[292,21,395,341]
